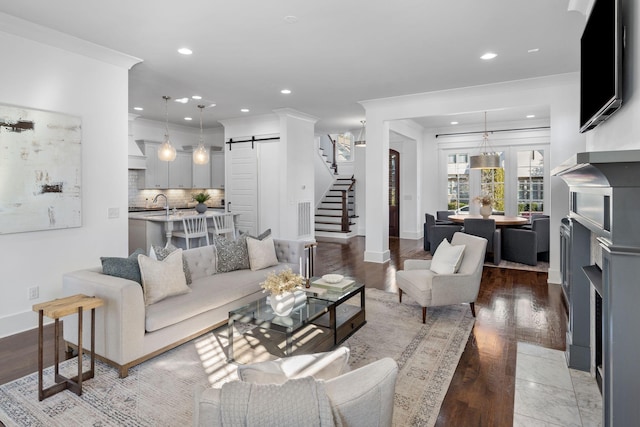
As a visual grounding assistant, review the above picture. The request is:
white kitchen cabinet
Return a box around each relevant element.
[211,151,225,189]
[138,141,169,189]
[169,151,193,188]
[192,152,211,189]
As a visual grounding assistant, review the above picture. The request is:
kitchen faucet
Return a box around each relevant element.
[153,193,169,218]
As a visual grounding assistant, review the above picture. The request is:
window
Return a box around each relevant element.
[517,150,544,216]
[480,153,505,212]
[335,133,353,161]
[447,153,470,210]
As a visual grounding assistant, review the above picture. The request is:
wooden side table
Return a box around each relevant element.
[32,294,103,401]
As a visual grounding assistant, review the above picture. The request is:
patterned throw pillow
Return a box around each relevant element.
[211,234,250,272]
[152,244,192,285]
[101,249,145,284]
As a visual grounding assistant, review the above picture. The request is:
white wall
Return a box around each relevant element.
[0,28,136,337]
[361,73,586,282]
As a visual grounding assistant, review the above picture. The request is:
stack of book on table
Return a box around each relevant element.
[311,276,355,291]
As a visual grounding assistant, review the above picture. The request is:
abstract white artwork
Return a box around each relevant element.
[0,104,82,234]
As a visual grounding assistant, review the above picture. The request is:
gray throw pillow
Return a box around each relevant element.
[101,249,145,284]
[152,244,192,285]
[212,233,250,272]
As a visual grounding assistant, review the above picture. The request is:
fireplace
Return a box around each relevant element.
[553,150,640,426]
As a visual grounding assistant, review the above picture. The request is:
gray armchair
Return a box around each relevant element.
[396,232,488,323]
[424,213,462,254]
[436,210,456,225]
[502,216,550,265]
[463,218,501,265]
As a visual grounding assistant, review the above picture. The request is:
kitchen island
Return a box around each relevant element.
[128,208,234,253]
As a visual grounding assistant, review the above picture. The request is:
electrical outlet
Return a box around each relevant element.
[28,286,39,300]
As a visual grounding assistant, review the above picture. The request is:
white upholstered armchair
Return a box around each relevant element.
[396,232,487,323]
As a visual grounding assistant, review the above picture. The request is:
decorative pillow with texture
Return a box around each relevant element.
[101,249,145,284]
[212,234,250,272]
[430,238,466,274]
[246,230,279,271]
[246,228,271,241]
[151,244,192,284]
[138,250,190,305]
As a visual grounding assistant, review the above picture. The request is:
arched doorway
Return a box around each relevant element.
[389,149,400,237]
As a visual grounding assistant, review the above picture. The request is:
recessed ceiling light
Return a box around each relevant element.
[208,103,216,108]
[178,48,193,55]
[480,52,497,60]
[133,107,144,111]
[450,121,459,125]
[174,97,189,104]
[527,48,540,53]
[184,117,193,121]
[240,108,250,113]
[526,114,536,118]
[281,89,292,94]
[283,15,298,24]
[191,95,202,100]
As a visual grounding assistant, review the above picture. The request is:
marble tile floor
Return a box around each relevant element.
[514,342,603,427]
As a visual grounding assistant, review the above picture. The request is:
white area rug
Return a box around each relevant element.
[0,289,474,427]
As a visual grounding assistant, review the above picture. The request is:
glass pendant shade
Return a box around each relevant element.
[193,104,210,165]
[158,95,177,162]
[354,120,366,146]
[158,136,177,161]
[193,143,209,164]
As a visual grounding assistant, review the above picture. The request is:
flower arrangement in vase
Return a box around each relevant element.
[473,194,494,219]
[261,268,306,316]
[192,192,211,213]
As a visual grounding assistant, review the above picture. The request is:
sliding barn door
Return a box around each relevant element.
[226,142,258,236]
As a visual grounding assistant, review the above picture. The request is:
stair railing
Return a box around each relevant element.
[341,175,356,232]
[327,134,338,174]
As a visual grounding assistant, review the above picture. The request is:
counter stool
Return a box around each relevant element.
[32,294,103,401]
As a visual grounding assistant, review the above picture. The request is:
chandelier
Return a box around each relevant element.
[469,112,500,169]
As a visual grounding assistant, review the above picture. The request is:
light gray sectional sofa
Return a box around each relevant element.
[62,239,305,377]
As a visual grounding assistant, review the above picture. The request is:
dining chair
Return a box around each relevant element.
[502,216,550,265]
[463,218,501,265]
[173,215,210,249]
[209,213,236,240]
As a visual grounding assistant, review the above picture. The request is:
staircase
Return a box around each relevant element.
[315,176,357,240]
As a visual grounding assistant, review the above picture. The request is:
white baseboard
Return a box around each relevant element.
[364,250,391,263]
[0,310,44,339]
[399,231,421,239]
[547,268,561,285]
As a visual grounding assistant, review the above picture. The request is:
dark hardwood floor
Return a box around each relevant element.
[0,236,565,427]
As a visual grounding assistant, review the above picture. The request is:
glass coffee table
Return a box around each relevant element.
[227,295,330,362]
[227,279,366,362]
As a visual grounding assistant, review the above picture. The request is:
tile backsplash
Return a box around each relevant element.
[128,170,225,209]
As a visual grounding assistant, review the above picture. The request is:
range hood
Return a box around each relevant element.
[128,139,146,170]
[552,149,640,188]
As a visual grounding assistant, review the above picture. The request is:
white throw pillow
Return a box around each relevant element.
[138,249,190,305]
[246,235,279,271]
[430,238,466,274]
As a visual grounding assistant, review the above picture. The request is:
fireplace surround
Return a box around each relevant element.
[553,149,640,426]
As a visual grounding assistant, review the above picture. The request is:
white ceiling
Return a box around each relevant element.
[0,1,586,133]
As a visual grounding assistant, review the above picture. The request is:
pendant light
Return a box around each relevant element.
[193,105,210,165]
[469,112,500,169]
[158,95,177,162]
[354,120,366,147]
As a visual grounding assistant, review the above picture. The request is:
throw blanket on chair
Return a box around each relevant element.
[220,377,339,426]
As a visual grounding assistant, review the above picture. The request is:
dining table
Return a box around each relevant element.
[447,214,529,227]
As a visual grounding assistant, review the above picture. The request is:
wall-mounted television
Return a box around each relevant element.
[579,0,623,133]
